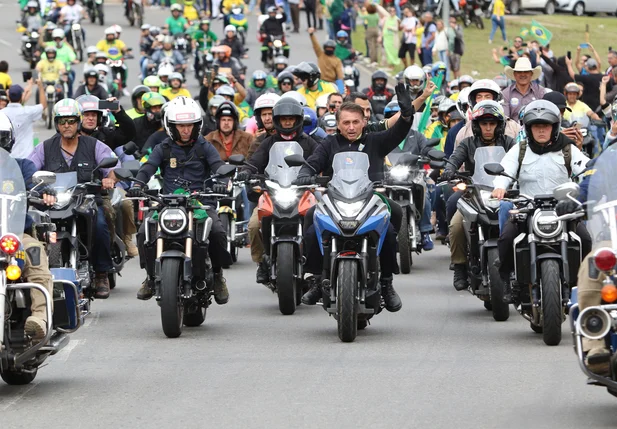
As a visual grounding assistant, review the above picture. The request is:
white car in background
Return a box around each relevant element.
[507,0,559,15]
[558,0,617,16]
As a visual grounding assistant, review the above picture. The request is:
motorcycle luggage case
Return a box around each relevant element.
[51,268,80,330]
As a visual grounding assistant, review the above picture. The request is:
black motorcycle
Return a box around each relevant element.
[20,29,40,69]
[85,0,105,25]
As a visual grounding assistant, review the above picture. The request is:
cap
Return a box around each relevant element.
[8,85,24,102]
[542,91,572,112]
[586,58,598,69]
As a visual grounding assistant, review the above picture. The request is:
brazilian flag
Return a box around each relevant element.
[529,20,552,46]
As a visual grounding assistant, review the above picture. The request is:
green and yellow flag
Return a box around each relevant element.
[417,74,445,134]
[529,20,552,46]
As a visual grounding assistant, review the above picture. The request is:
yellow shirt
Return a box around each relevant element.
[449,92,460,102]
[95,39,127,60]
[298,81,338,109]
[563,100,591,122]
[493,0,505,17]
[0,72,12,90]
[36,59,65,82]
[183,6,199,21]
[161,87,192,100]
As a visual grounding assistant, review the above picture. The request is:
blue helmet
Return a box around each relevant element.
[302,106,318,135]
[432,62,447,76]
[383,100,400,119]
[336,30,348,40]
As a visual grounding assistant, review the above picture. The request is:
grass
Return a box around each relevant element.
[351,13,617,78]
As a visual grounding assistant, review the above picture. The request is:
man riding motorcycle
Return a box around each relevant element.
[27,99,118,298]
[22,1,44,32]
[126,85,151,119]
[220,25,245,60]
[36,46,66,87]
[308,27,343,88]
[143,75,162,93]
[74,69,109,99]
[44,29,78,97]
[248,92,281,158]
[259,6,289,66]
[212,45,245,84]
[276,71,295,95]
[362,70,394,117]
[205,101,254,161]
[96,27,129,61]
[165,4,190,36]
[202,95,226,136]
[161,72,191,100]
[133,92,166,150]
[245,70,275,109]
[292,62,338,109]
[128,96,232,303]
[150,36,187,74]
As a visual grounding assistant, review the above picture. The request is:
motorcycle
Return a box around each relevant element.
[196,51,214,81]
[0,151,81,385]
[107,188,127,290]
[462,0,484,29]
[43,78,67,130]
[174,32,192,60]
[286,152,389,342]
[343,59,360,92]
[227,6,247,45]
[263,34,286,71]
[85,0,105,25]
[64,20,84,62]
[127,0,144,27]
[485,163,584,345]
[19,29,40,69]
[115,164,237,338]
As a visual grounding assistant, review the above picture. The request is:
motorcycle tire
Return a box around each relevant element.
[397,210,413,274]
[337,259,358,342]
[90,11,96,23]
[487,248,509,321]
[183,299,207,327]
[29,59,36,70]
[98,5,105,25]
[276,242,297,315]
[160,258,184,338]
[474,16,484,30]
[219,214,233,268]
[111,235,126,272]
[108,272,116,290]
[483,300,492,311]
[46,104,53,130]
[1,368,37,385]
[48,242,63,268]
[540,259,562,346]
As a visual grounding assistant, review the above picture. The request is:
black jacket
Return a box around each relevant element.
[446,135,516,175]
[84,107,136,150]
[243,132,318,174]
[74,84,109,99]
[133,116,163,150]
[299,116,413,181]
[259,14,286,36]
[221,36,245,59]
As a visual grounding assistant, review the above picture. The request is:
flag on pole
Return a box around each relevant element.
[417,74,445,134]
[529,20,552,46]
[519,27,530,39]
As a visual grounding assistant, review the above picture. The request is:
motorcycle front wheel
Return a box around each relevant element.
[337,259,358,342]
[397,209,413,274]
[160,258,184,338]
[487,248,509,321]
[540,259,562,346]
[219,214,233,268]
[276,242,297,315]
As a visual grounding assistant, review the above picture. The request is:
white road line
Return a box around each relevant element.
[0,382,39,411]
[0,39,12,47]
[55,339,84,363]
[83,311,100,327]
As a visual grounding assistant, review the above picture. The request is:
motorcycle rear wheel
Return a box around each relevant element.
[398,209,413,274]
[1,368,37,385]
[487,248,509,321]
[541,259,562,346]
[160,258,184,338]
[337,259,358,342]
[276,242,297,315]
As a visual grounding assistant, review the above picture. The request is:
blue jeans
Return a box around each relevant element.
[433,184,448,234]
[394,0,401,17]
[421,47,433,66]
[498,201,513,233]
[140,56,149,78]
[94,206,113,272]
[282,0,292,24]
[420,192,433,233]
[327,19,335,40]
[489,15,506,42]
[241,185,251,223]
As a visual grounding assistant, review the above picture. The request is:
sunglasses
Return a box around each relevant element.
[57,118,78,126]
[281,81,292,85]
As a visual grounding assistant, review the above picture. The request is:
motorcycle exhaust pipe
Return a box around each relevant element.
[577,306,612,340]
[195,280,207,291]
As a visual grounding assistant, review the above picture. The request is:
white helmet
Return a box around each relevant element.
[403,65,426,95]
[170,3,182,11]
[254,93,281,112]
[51,28,65,39]
[468,79,503,108]
[104,27,116,36]
[280,90,306,107]
[0,111,15,152]
[157,64,174,78]
[86,46,98,55]
[163,97,203,143]
[224,25,237,34]
[94,64,109,75]
[456,87,472,116]
[112,24,122,34]
[459,75,474,87]
[315,94,329,110]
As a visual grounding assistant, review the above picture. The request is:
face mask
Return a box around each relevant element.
[373,82,385,91]
[324,49,334,56]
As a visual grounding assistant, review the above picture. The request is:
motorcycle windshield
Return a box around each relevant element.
[472,146,506,189]
[53,172,78,207]
[0,148,26,240]
[265,141,303,187]
[587,144,617,249]
[330,152,372,200]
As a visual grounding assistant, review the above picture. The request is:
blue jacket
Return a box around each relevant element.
[17,158,37,232]
[444,120,465,158]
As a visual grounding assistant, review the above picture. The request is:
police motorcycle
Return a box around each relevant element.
[114,164,237,338]
[0,152,81,385]
[85,0,105,25]
[485,163,584,345]
[127,0,144,27]
[286,152,391,342]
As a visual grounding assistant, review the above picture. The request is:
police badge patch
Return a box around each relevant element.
[2,180,15,194]
[170,158,177,168]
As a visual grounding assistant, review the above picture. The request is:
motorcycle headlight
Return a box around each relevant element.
[335,200,364,218]
[46,85,56,94]
[159,208,188,235]
[25,43,31,48]
[53,191,73,209]
[390,165,410,182]
[532,210,562,239]
[72,23,81,31]
[480,190,500,210]
[274,188,299,210]
[273,40,282,48]
[344,65,353,75]
[31,31,39,38]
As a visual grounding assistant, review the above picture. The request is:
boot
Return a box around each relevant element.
[301,276,322,305]
[501,271,513,304]
[452,264,469,291]
[24,315,47,340]
[380,277,402,312]
[137,277,154,300]
[214,270,229,305]
[94,272,110,299]
[585,347,611,376]
[124,234,139,258]
[256,260,269,284]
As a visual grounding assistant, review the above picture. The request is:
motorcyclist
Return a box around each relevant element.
[292,62,338,109]
[276,71,295,95]
[161,72,191,100]
[44,29,78,96]
[245,70,275,109]
[143,75,162,93]
[458,74,474,90]
[94,63,116,97]
[319,113,337,135]
[0,111,56,340]
[259,6,289,66]
[205,101,254,161]
[491,100,590,301]
[211,45,245,84]
[248,93,281,158]
[28,99,118,298]
[272,56,289,77]
[424,98,462,151]
[165,4,189,36]
[193,19,218,73]
[334,30,355,62]
[202,95,226,136]
[129,96,232,303]
[220,25,246,60]
[22,1,44,32]
[36,46,66,85]
[157,64,173,90]
[308,28,343,88]
[362,70,394,117]
[443,101,516,291]
[150,36,187,74]
[96,27,129,61]
[444,86,471,157]
[315,94,329,118]
[74,69,109,99]
[297,83,417,312]
[237,97,319,284]
[215,84,249,123]
[182,0,200,21]
[82,46,99,75]
[59,0,87,39]
[303,106,327,143]
[139,24,155,80]
[126,85,151,119]
[133,92,166,150]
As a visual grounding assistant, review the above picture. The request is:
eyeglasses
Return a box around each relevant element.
[281,82,292,86]
[57,117,78,126]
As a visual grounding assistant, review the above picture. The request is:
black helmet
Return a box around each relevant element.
[131,85,151,110]
[523,100,561,146]
[292,62,320,87]
[215,101,239,129]
[371,70,388,91]
[323,40,336,55]
[277,71,295,91]
[470,100,505,142]
[273,98,304,140]
[84,69,98,81]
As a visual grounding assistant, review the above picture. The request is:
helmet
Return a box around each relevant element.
[0,112,15,153]
[200,19,210,26]
[315,94,329,111]
[169,72,183,83]
[336,30,348,40]
[254,93,281,128]
[303,107,318,135]
[224,25,237,34]
[252,70,268,84]
[448,79,459,91]
[523,100,561,145]
[422,65,433,76]
[45,46,57,57]
[215,85,236,99]
[280,90,306,107]
[319,113,337,132]
[150,26,161,37]
[564,82,581,94]
[142,92,166,122]
[208,95,226,111]
[432,62,447,76]
[471,100,506,141]
[215,101,239,129]
[437,98,457,126]
[493,75,509,90]
[131,85,151,109]
[212,74,230,86]
[267,5,277,13]
[383,100,400,119]
[112,24,123,34]
[459,75,474,87]
[140,23,151,31]
[273,98,304,140]
[162,35,174,45]
[143,75,162,88]
[94,64,109,75]
[53,99,82,132]
[456,87,471,116]
[403,65,426,95]
[104,27,116,36]
[95,51,108,61]
[274,56,288,66]
[292,62,321,88]
[394,70,404,84]
[84,69,98,80]
[371,70,389,91]
[45,22,57,31]
[86,46,98,55]
[163,97,203,143]
[323,40,336,50]
[157,64,174,78]
[212,44,232,58]
[51,28,65,39]
[76,94,103,128]
[27,1,38,8]
[276,71,294,90]
[468,79,502,108]
[170,3,182,11]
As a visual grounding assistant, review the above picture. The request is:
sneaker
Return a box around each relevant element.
[94,272,110,299]
[214,271,229,304]
[452,264,469,291]
[25,315,47,340]
[301,276,322,305]
[421,233,434,251]
[585,347,611,376]
[256,260,269,284]
[137,278,153,300]
[380,277,402,312]
[124,235,139,258]
[435,230,448,242]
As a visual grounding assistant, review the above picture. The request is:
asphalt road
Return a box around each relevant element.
[1,3,617,428]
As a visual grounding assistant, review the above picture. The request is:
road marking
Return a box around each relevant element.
[0,39,12,47]
[83,311,100,327]
[0,382,39,411]
[55,339,84,362]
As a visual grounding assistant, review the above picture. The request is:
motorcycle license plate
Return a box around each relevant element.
[474,8,483,15]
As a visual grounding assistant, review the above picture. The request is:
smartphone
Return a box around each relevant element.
[579,43,589,49]
[98,100,119,111]
[567,51,572,60]
[521,42,528,47]
[22,71,32,82]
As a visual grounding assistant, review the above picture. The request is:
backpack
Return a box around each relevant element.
[516,139,572,179]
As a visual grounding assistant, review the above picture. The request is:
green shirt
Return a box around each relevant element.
[193,29,218,50]
[166,16,188,35]
[360,13,380,28]
[43,42,77,70]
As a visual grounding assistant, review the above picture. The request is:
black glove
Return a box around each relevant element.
[395,82,416,118]
[236,170,251,182]
[39,186,57,197]
[556,200,580,216]
[440,169,455,182]
[127,186,143,198]
[213,183,228,194]
[293,176,315,186]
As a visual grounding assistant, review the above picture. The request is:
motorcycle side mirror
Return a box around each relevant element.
[123,141,140,156]
[426,138,441,147]
[553,182,580,201]
[426,149,446,161]
[112,168,134,182]
[396,153,420,166]
[215,164,237,178]
[228,154,246,165]
[32,171,56,186]
[484,163,505,176]
[284,154,307,168]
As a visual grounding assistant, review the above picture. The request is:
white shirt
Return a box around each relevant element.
[401,17,418,44]
[4,103,44,160]
[493,142,589,197]
[60,4,83,22]
[433,30,449,52]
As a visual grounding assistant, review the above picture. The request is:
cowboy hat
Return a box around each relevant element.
[504,57,542,81]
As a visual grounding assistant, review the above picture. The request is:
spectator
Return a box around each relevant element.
[420,12,437,66]
[502,57,546,120]
[432,20,448,72]
[359,3,380,66]
[607,50,617,75]
[382,6,401,69]
[0,61,12,90]
[563,82,600,123]
[398,7,419,68]
[288,0,301,33]
[447,16,463,79]
[3,81,47,159]
[488,0,507,44]
[540,49,570,93]
[566,54,610,112]
[600,71,617,116]
[305,0,317,29]
[574,44,602,76]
